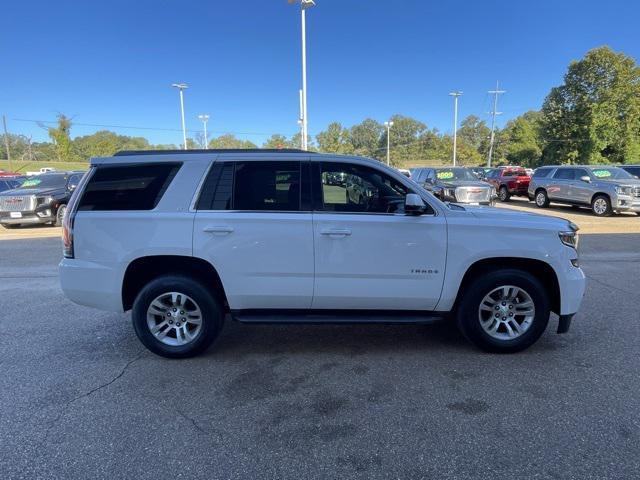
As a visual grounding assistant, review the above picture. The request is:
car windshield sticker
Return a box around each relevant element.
[437,171,454,180]
[592,169,612,178]
[21,179,42,187]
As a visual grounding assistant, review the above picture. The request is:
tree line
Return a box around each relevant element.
[2,46,638,169]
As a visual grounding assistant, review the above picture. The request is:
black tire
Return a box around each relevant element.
[132,275,223,358]
[534,189,550,208]
[2,224,20,229]
[456,269,550,353]
[591,194,612,217]
[55,204,67,227]
[498,186,510,202]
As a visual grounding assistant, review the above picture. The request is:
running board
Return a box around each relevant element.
[231,309,448,325]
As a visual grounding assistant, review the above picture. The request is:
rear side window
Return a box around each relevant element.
[234,162,300,211]
[533,168,552,178]
[196,162,234,210]
[78,163,181,211]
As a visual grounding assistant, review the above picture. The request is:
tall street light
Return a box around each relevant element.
[449,91,463,166]
[198,114,210,149]
[384,120,394,166]
[290,0,315,150]
[171,83,189,149]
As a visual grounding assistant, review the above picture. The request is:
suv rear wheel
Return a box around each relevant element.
[498,186,510,202]
[132,275,223,358]
[456,269,550,353]
[534,189,550,208]
[55,204,67,227]
[591,195,612,217]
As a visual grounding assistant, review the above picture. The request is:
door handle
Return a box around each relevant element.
[203,226,234,235]
[320,228,352,237]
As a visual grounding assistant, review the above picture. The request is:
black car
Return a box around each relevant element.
[0,172,85,228]
[411,167,496,205]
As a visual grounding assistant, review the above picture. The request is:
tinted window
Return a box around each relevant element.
[233,162,300,211]
[533,168,552,178]
[78,163,181,211]
[18,174,69,189]
[588,167,634,179]
[574,168,590,179]
[196,162,234,210]
[319,162,411,214]
[553,168,575,180]
[434,168,476,181]
[624,166,640,177]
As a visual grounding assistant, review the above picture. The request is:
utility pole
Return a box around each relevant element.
[2,115,11,172]
[298,89,304,149]
[449,91,463,166]
[198,114,210,149]
[487,81,505,167]
[171,83,189,149]
[290,0,315,150]
[384,120,394,165]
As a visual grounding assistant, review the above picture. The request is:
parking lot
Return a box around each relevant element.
[1,202,639,479]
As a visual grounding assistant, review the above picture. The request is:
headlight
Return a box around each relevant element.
[37,196,54,205]
[615,185,632,196]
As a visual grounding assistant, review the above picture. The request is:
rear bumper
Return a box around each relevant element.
[59,258,125,312]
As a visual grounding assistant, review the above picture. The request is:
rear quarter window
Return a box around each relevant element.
[78,163,181,211]
[533,168,552,178]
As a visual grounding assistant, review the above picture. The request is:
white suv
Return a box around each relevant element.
[59,150,586,358]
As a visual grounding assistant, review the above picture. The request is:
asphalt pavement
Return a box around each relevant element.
[0,234,639,479]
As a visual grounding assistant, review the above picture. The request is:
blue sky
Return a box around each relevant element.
[2,0,639,146]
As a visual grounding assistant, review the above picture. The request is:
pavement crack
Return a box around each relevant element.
[177,408,208,434]
[585,274,635,296]
[38,350,146,446]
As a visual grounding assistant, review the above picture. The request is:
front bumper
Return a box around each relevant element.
[613,195,640,212]
[0,211,55,225]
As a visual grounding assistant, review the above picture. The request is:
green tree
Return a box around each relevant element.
[501,111,544,167]
[541,46,640,165]
[262,134,289,149]
[458,115,491,159]
[208,134,257,149]
[349,118,383,157]
[382,114,427,166]
[315,122,353,154]
[48,114,73,161]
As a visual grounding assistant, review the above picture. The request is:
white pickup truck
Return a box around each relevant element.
[25,167,56,176]
[59,150,586,358]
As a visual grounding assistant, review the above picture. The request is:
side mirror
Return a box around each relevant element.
[580,176,591,183]
[69,184,77,191]
[405,193,427,215]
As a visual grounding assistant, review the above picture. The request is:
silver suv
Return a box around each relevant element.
[528,165,640,216]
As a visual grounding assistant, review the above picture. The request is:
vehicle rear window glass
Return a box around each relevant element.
[196,162,234,210]
[78,163,181,211]
[553,168,575,180]
[233,161,300,211]
[533,168,552,178]
[503,168,527,176]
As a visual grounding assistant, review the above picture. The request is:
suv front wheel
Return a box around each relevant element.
[591,195,612,217]
[132,275,223,358]
[456,269,550,353]
[534,189,550,208]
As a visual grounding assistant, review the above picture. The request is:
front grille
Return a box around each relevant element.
[455,186,491,203]
[0,195,36,212]
[633,186,640,198]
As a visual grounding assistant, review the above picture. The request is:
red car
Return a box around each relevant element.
[0,169,19,178]
[485,166,531,201]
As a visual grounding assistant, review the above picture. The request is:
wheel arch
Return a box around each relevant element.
[122,255,228,312]
[453,257,560,315]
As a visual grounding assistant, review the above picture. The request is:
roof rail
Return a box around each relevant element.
[114,148,310,156]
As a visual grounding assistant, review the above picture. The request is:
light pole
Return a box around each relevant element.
[298,89,304,149]
[198,114,210,149]
[384,120,394,166]
[449,91,463,166]
[171,83,189,149]
[290,0,315,150]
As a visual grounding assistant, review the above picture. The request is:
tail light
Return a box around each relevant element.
[62,169,92,259]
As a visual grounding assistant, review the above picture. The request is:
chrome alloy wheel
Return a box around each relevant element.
[535,192,546,206]
[593,198,608,215]
[146,292,203,346]
[478,285,535,340]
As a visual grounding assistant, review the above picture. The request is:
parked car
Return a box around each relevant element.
[0,169,20,178]
[0,178,21,193]
[59,149,585,358]
[620,165,640,179]
[25,167,56,176]
[470,167,488,179]
[397,168,412,178]
[528,165,640,216]
[411,167,496,205]
[0,171,84,228]
[485,166,531,201]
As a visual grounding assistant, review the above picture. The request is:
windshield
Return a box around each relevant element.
[435,168,477,181]
[588,167,634,180]
[18,174,69,189]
